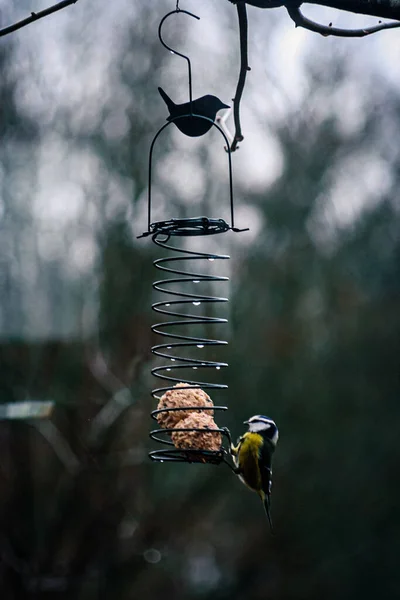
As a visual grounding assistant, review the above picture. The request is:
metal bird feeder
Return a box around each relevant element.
[139,7,246,466]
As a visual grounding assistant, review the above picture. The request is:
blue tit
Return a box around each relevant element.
[231,415,279,532]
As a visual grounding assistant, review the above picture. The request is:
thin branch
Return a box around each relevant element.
[86,350,135,444]
[30,420,81,474]
[286,3,400,36]
[231,1,250,151]
[87,388,133,445]
[0,0,78,38]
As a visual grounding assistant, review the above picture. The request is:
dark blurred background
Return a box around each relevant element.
[0,1,399,598]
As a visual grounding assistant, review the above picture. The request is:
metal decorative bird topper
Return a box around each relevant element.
[158,8,230,137]
[158,87,229,137]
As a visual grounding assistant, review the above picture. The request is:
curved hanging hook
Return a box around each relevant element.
[158,9,200,107]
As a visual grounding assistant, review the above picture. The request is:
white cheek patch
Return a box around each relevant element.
[271,430,279,445]
[250,421,272,433]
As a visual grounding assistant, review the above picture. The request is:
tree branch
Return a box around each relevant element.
[0,0,78,38]
[227,0,400,146]
[234,0,400,21]
[286,2,400,35]
[86,349,135,445]
[30,420,81,474]
[231,1,250,151]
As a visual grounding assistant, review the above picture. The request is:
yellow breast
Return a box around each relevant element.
[236,432,263,492]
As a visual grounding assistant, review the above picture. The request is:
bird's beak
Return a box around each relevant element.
[222,103,230,110]
[243,420,249,425]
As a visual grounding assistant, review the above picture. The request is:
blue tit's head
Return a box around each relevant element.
[244,415,279,447]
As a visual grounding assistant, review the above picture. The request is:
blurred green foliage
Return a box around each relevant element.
[0,4,399,599]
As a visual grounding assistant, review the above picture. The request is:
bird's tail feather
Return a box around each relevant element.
[158,87,174,111]
[262,495,274,534]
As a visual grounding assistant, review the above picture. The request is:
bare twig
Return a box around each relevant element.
[231,1,250,151]
[87,349,125,396]
[30,420,81,474]
[286,3,400,36]
[0,0,78,38]
[87,350,135,444]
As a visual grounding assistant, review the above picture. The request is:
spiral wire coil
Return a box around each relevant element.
[149,219,233,464]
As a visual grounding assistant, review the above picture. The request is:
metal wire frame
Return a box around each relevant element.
[139,115,246,466]
[141,7,246,467]
[137,115,242,239]
[139,116,245,464]
[147,226,236,467]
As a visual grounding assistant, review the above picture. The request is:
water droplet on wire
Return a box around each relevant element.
[193,301,201,306]
[197,344,204,349]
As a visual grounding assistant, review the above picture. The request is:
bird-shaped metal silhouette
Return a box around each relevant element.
[158,87,229,137]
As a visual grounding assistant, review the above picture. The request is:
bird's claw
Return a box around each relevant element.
[221,426,233,445]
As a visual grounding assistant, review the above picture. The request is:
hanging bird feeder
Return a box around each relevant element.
[139,7,247,466]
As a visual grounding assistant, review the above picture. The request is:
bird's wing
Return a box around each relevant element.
[259,444,274,532]
[259,442,273,497]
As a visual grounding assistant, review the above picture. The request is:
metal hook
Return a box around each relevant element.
[158,9,200,107]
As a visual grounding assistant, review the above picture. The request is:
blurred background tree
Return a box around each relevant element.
[0,1,399,598]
